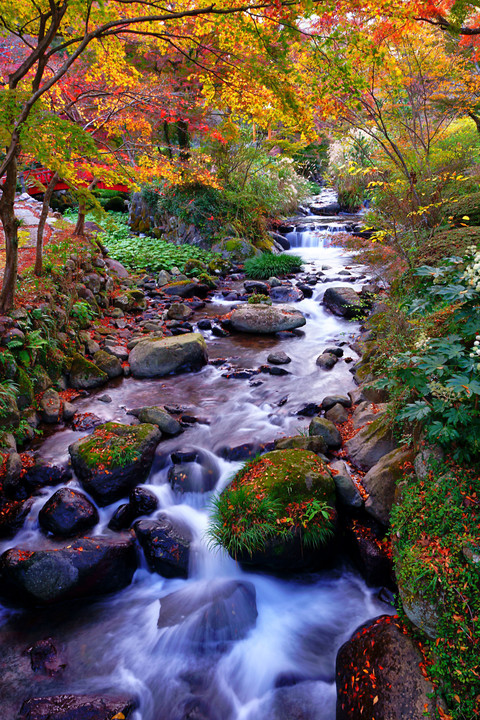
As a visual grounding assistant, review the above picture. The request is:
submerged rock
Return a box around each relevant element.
[0,534,137,605]
[68,422,161,505]
[129,333,208,378]
[158,579,258,647]
[230,304,306,334]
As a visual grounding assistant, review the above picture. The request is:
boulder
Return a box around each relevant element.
[38,488,99,537]
[138,406,181,435]
[351,401,388,430]
[157,269,172,286]
[230,304,306,334]
[267,351,291,365]
[135,516,191,578]
[336,615,437,720]
[18,694,137,720]
[158,579,257,647]
[0,498,34,539]
[325,403,348,424]
[68,422,161,506]
[129,333,208,378]
[316,353,337,370]
[345,414,396,471]
[211,449,336,571]
[68,353,108,390]
[105,257,130,279]
[162,280,208,298]
[397,580,440,640]
[0,394,20,429]
[329,460,363,509]
[0,534,137,605]
[274,435,327,455]
[92,350,123,379]
[129,486,158,516]
[113,289,146,311]
[345,520,393,586]
[321,395,351,411]
[269,286,304,303]
[244,280,269,294]
[309,417,342,450]
[39,389,62,424]
[166,302,194,321]
[323,287,364,318]
[363,447,415,527]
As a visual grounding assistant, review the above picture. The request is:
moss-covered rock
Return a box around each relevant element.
[212,238,258,261]
[209,449,336,571]
[93,350,123,379]
[69,353,108,390]
[68,422,162,505]
[16,368,33,411]
[113,289,146,312]
[129,333,208,378]
[0,394,20,430]
[309,417,342,450]
[32,365,52,395]
[274,435,327,455]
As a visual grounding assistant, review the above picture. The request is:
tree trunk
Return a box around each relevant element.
[74,178,98,237]
[35,171,58,276]
[0,150,19,313]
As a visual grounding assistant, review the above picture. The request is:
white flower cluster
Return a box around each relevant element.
[428,381,463,405]
[463,246,480,291]
[470,335,480,371]
[414,331,431,351]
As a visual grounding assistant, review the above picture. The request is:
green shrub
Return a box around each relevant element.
[248,293,272,305]
[244,253,303,279]
[392,461,480,719]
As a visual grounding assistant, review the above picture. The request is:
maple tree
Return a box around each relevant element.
[0,0,312,312]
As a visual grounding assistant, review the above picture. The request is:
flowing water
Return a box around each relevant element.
[0,195,392,719]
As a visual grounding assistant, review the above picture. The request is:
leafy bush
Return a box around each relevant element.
[248,293,272,305]
[376,250,480,461]
[244,252,303,279]
[392,460,480,720]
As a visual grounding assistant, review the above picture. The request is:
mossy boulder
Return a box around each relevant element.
[137,406,181,435]
[15,368,33,411]
[113,289,146,312]
[69,353,108,390]
[93,350,123,379]
[345,413,396,471]
[0,395,20,430]
[308,417,342,450]
[274,435,327,455]
[212,238,258,261]
[209,449,336,572]
[39,346,66,382]
[129,333,208,378]
[162,280,209,299]
[68,422,162,506]
[32,366,52,395]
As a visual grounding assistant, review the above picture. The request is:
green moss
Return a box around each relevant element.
[208,449,335,557]
[16,368,34,410]
[78,422,155,469]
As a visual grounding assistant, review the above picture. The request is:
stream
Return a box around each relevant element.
[0,192,392,720]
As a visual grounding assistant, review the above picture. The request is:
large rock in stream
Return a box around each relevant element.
[38,488,99,537]
[336,615,437,719]
[68,422,161,506]
[135,515,191,578]
[230,304,306,334]
[158,579,258,648]
[129,333,208,378]
[323,287,364,318]
[18,693,137,720]
[0,534,137,605]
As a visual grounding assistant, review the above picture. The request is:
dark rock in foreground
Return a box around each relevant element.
[18,693,137,720]
[0,534,137,605]
[336,615,437,719]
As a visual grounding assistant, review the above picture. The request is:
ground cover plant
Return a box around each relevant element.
[244,253,303,279]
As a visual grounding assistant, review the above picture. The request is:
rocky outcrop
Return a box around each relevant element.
[363,447,414,527]
[0,534,137,605]
[68,422,161,506]
[345,414,396,472]
[336,615,437,720]
[230,304,306,334]
[129,333,208,378]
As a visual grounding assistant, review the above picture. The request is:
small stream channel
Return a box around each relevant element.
[0,192,393,719]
